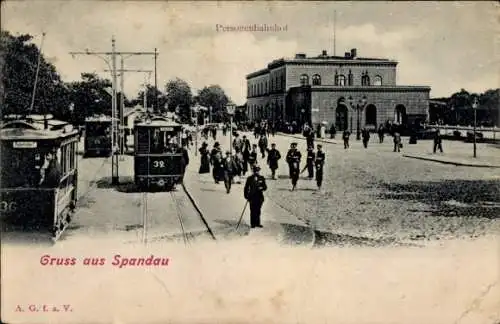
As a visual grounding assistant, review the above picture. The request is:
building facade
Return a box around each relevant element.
[246,48,430,131]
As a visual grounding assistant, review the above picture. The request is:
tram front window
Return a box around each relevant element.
[86,123,111,136]
[1,148,43,188]
[150,130,179,153]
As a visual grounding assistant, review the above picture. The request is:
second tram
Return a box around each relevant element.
[84,115,112,157]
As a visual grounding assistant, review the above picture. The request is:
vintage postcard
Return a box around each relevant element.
[1,1,499,323]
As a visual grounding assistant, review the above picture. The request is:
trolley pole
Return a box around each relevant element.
[111,37,119,185]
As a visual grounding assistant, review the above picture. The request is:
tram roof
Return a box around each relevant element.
[135,118,182,128]
[0,120,78,140]
[85,115,112,122]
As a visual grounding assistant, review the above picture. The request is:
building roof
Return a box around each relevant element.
[289,85,431,92]
[247,49,398,79]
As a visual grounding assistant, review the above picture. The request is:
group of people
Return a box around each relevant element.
[195,128,326,229]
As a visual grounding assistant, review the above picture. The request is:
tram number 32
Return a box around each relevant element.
[153,161,166,168]
[0,201,17,212]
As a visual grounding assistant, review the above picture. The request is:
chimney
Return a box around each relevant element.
[344,52,351,58]
[322,50,327,56]
[295,53,306,59]
[350,48,357,59]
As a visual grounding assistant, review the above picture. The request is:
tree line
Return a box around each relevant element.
[430,88,499,127]
[1,31,240,125]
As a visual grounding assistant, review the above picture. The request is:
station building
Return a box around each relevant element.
[245,48,431,131]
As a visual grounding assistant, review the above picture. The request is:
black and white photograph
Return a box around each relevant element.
[1,1,499,323]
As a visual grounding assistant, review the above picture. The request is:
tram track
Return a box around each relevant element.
[140,183,216,245]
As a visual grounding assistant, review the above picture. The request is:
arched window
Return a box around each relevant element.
[280,75,285,89]
[365,104,377,125]
[374,76,382,86]
[276,76,279,89]
[312,74,321,85]
[265,81,268,93]
[338,75,346,86]
[300,74,309,86]
[362,72,370,86]
[348,70,353,86]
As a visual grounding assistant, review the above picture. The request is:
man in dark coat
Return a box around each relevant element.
[222,151,238,193]
[286,142,302,191]
[241,135,251,176]
[39,150,62,188]
[266,143,281,180]
[248,144,258,169]
[377,125,385,143]
[393,132,402,152]
[342,130,351,149]
[362,128,370,149]
[305,146,315,179]
[314,144,326,191]
[244,165,267,228]
[433,130,443,153]
[329,124,336,139]
[258,134,268,158]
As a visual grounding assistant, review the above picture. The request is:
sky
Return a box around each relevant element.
[2,1,498,105]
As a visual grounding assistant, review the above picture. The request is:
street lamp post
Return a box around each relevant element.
[227,104,236,155]
[472,97,478,158]
[348,96,367,140]
[193,105,199,156]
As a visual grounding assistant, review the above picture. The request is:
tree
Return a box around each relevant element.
[1,30,71,118]
[165,78,192,121]
[197,85,229,123]
[135,85,166,111]
[68,73,112,124]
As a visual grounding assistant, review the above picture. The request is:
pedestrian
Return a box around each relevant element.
[210,142,223,183]
[393,131,402,152]
[315,144,325,191]
[233,133,243,152]
[329,124,336,139]
[362,128,370,148]
[243,165,267,228]
[303,124,314,148]
[198,142,210,174]
[233,147,244,183]
[211,126,217,140]
[222,151,238,194]
[378,125,385,143]
[305,146,315,179]
[286,142,302,191]
[39,149,62,188]
[266,143,281,180]
[433,129,443,153]
[258,134,268,158]
[248,144,258,169]
[342,129,351,149]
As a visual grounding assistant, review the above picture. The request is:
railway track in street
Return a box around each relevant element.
[140,183,216,245]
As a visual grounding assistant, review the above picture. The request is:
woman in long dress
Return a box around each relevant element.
[198,142,210,174]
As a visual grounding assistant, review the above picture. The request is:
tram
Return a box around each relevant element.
[0,117,79,239]
[84,115,112,157]
[134,116,188,191]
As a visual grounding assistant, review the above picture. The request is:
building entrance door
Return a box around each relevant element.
[335,105,348,131]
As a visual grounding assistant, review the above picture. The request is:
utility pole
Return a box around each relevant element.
[154,48,158,112]
[70,38,158,185]
[105,67,152,154]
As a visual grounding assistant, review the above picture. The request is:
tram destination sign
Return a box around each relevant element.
[159,127,174,131]
[13,141,37,148]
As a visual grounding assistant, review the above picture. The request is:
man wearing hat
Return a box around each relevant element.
[244,165,267,228]
[39,148,62,188]
[286,142,302,191]
[222,151,238,193]
[314,144,326,190]
[266,143,281,180]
